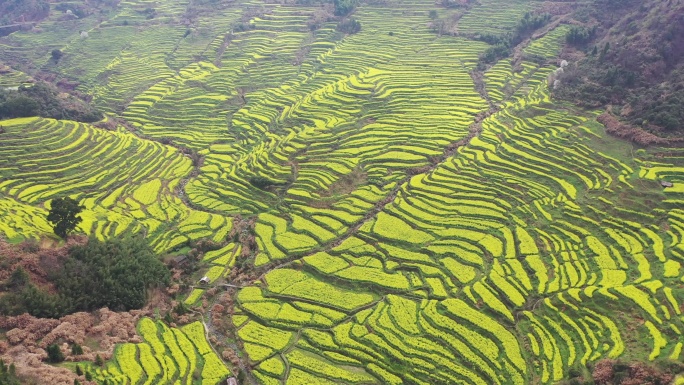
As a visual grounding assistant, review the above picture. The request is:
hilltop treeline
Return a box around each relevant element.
[0,236,169,318]
[0,0,49,26]
[0,0,50,37]
[552,0,684,136]
[0,82,102,122]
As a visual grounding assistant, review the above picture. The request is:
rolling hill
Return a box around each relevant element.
[1,0,684,384]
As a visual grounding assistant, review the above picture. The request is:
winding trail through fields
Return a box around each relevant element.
[193,55,508,383]
[6,1,684,384]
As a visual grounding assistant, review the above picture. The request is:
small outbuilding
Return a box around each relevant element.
[172,255,188,267]
[660,180,674,188]
[199,276,210,284]
[226,378,238,385]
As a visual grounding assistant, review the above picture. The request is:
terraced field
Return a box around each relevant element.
[0,117,231,249]
[86,318,232,385]
[1,0,684,384]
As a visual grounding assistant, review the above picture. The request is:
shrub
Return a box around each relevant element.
[46,344,64,363]
[337,18,361,34]
[0,360,21,385]
[51,49,63,62]
[72,344,83,355]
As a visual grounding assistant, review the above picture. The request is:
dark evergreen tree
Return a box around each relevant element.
[7,267,29,289]
[51,49,63,62]
[47,197,84,239]
[72,343,83,355]
[46,344,64,363]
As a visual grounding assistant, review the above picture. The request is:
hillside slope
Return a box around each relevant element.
[1,1,684,385]
[553,0,684,138]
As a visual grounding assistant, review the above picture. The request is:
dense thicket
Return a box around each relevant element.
[0,82,102,122]
[0,236,170,318]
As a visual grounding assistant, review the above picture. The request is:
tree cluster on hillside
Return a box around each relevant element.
[553,0,684,136]
[0,0,50,27]
[337,18,361,34]
[0,82,102,123]
[565,26,596,45]
[0,236,170,318]
[333,0,357,16]
[475,12,552,65]
[0,360,21,385]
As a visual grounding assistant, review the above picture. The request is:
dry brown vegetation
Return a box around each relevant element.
[591,359,678,385]
[597,112,684,146]
[230,215,258,257]
[0,238,178,384]
[0,288,174,384]
[0,236,86,293]
[0,309,143,384]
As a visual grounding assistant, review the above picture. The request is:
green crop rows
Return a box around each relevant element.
[84,318,231,385]
[1,0,684,384]
[0,116,231,250]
